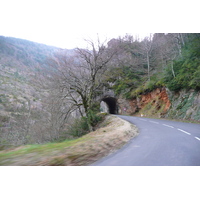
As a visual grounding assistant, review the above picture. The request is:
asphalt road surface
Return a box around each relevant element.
[91,115,200,166]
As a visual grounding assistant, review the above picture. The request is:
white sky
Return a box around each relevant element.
[0,0,199,49]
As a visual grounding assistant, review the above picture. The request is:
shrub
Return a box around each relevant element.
[67,117,89,138]
[63,111,106,139]
[111,66,143,98]
[129,73,164,98]
[189,65,200,90]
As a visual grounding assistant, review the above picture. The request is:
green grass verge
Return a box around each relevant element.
[0,135,93,164]
[0,115,138,166]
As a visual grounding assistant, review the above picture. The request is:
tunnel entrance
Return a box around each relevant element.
[100,97,118,114]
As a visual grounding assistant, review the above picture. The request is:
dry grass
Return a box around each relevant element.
[0,115,138,166]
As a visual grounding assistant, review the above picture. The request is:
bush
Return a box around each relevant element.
[189,65,200,90]
[164,58,200,91]
[87,110,103,127]
[111,66,143,98]
[129,74,164,98]
[63,112,106,139]
[66,117,89,138]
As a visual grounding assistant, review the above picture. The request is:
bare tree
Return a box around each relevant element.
[47,39,115,130]
[164,34,182,78]
[140,34,153,81]
[107,35,145,73]
[151,33,181,78]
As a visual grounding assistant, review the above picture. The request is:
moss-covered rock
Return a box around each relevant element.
[166,89,200,121]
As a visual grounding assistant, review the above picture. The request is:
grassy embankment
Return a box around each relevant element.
[0,115,138,166]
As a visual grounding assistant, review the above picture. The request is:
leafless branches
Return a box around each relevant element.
[44,38,115,131]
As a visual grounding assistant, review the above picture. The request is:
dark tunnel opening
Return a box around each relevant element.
[101,97,118,114]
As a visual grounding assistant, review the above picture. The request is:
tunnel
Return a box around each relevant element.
[101,97,118,114]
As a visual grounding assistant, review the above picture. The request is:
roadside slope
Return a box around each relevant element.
[0,115,138,166]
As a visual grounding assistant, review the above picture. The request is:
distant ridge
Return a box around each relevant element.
[0,35,62,68]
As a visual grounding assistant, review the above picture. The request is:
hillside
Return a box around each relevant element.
[0,36,58,67]
[0,36,68,147]
[0,33,200,150]
[0,36,60,112]
[104,33,200,121]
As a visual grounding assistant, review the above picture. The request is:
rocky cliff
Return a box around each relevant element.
[166,89,200,121]
[118,87,200,122]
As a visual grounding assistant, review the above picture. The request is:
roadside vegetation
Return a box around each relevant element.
[0,115,138,166]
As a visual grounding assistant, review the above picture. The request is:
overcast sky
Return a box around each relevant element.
[0,0,199,49]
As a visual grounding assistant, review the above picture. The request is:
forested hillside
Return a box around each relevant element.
[104,33,200,121]
[0,34,200,149]
[0,36,58,67]
[105,33,200,98]
[0,36,61,113]
[105,33,200,121]
[0,36,61,147]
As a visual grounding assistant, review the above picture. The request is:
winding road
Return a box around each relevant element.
[92,115,200,166]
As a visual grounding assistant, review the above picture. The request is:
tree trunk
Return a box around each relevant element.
[171,60,176,78]
[147,51,150,81]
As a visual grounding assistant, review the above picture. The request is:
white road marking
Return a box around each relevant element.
[139,119,147,121]
[195,137,200,141]
[133,145,140,148]
[162,124,174,128]
[150,121,159,124]
[177,128,191,135]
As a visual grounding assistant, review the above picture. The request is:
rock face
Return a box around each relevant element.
[166,89,200,121]
[100,101,109,113]
[118,87,171,117]
[98,86,200,121]
[117,87,200,121]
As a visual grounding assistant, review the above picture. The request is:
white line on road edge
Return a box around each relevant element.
[177,128,191,135]
[195,137,200,141]
[150,121,159,124]
[162,124,174,128]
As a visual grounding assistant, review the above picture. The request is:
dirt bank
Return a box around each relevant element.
[118,87,171,117]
